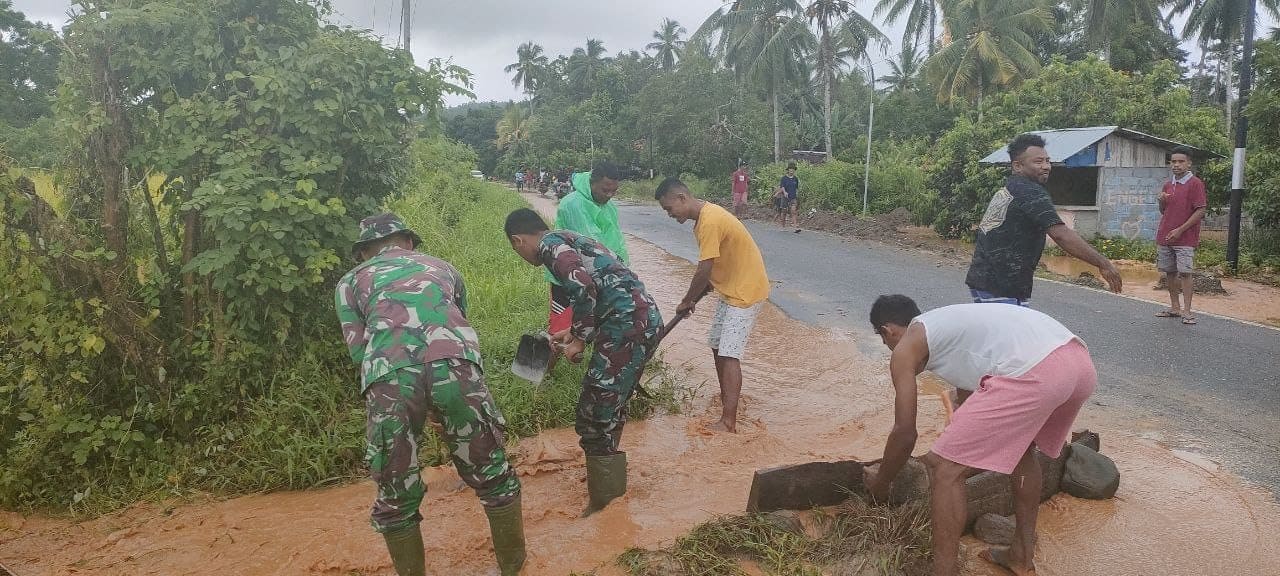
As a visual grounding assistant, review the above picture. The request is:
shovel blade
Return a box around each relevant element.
[745,460,869,513]
[511,332,552,384]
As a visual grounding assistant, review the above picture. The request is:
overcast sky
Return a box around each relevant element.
[10,0,1276,106]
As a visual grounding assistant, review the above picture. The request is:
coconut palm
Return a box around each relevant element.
[806,0,887,155]
[696,0,816,161]
[504,42,547,98]
[647,18,688,70]
[874,0,939,55]
[495,104,532,154]
[1169,0,1280,46]
[880,41,923,93]
[567,38,609,96]
[1072,0,1166,61]
[926,0,1055,120]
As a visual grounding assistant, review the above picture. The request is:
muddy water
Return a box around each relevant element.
[2,193,1278,575]
[1042,255,1162,287]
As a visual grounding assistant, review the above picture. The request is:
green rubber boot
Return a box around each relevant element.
[484,495,527,575]
[582,452,627,517]
[381,524,425,576]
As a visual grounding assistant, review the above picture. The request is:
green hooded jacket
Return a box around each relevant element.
[545,171,628,284]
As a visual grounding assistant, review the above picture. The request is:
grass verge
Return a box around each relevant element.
[617,497,932,576]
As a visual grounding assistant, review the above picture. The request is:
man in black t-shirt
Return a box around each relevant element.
[965,134,1122,306]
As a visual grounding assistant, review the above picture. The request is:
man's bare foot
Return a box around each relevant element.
[706,420,737,433]
[979,546,1036,576]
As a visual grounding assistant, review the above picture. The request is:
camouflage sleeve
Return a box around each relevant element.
[334,273,367,366]
[452,265,469,318]
[546,243,599,342]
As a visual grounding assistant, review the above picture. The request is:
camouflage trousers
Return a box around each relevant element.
[577,332,658,456]
[364,358,520,533]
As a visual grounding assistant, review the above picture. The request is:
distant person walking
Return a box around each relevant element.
[731,161,751,218]
[515,167,526,193]
[655,177,770,433]
[779,162,800,232]
[1154,147,1207,325]
[335,214,525,576]
[965,133,1123,306]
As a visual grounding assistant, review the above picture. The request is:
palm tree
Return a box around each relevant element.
[1169,0,1280,118]
[647,18,688,70]
[1073,0,1165,62]
[567,38,609,96]
[495,104,532,154]
[927,0,1055,120]
[696,0,815,162]
[1169,0,1280,47]
[874,0,939,55]
[504,42,547,98]
[806,0,887,156]
[880,41,923,93]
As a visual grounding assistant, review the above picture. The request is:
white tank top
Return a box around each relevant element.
[910,303,1079,391]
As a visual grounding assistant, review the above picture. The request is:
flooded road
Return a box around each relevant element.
[2,192,1279,575]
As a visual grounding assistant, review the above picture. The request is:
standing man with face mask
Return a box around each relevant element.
[965,133,1123,307]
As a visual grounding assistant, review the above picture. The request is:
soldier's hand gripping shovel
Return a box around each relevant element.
[511,288,710,392]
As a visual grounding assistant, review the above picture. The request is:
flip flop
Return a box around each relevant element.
[1182,316,1198,325]
[1154,310,1181,318]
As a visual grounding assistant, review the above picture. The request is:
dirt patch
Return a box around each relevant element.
[2,191,1279,576]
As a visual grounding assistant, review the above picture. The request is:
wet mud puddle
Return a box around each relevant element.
[2,193,1279,575]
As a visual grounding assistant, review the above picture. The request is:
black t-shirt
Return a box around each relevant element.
[964,175,1065,300]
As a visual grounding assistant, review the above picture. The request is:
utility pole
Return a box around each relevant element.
[862,59,875,216]
[1227,0,1257,272]
[401,0,412,52]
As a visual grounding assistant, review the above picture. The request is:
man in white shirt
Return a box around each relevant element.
[863,295,1097,576]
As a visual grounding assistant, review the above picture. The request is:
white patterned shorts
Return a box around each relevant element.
[708,300,762,359]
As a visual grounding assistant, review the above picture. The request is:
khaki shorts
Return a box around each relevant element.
[1157,245,1195,274]
[708,300,761,359]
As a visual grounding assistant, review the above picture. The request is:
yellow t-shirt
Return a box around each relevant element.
[694,203,770,307]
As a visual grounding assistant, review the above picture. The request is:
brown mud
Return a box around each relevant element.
[1,192,1278,576]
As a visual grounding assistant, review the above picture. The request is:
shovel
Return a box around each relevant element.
[510,288,710,391]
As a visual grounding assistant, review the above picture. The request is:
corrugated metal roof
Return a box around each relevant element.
[978,126,1221,164]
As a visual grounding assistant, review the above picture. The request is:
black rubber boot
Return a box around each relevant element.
[582,452,627,517]
[381,524,425,576]
[484,495,527,575]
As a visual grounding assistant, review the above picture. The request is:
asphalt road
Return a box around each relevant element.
[616,202,1280,496]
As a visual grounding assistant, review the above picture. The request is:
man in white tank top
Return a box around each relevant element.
[862,295,1097,576]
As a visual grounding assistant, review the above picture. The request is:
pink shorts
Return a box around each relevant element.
[733,192,748,205]
[930,339,1096,474]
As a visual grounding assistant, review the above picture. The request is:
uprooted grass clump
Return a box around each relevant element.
[618,496,932,576]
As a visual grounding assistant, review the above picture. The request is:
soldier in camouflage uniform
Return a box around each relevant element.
[335,213,525,576]
[504,208,663,516]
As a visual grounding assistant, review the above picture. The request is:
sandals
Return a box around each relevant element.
[1181,316,1198,325]
[1155,310,1181,318]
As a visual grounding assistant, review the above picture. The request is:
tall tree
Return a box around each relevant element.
[806,0,887,155]
[874,0,939,55]
[1073,0,1166,62]
[881,41,923,93]
[0,0,61,128]
[927,0,1055,120]
[504,42,547,99]
[697,0,815,161]
[1169,0,1280,46]
[567,38,609,96]
[495,103,532,156]
[646,18,688,70]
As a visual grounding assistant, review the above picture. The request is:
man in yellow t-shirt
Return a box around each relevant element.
[655,177,770,433]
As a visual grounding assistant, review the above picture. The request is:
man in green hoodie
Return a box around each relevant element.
[548,161,629,339]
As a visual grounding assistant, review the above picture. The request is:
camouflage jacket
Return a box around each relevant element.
[335,246,482,391]
[538,231,661,343]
